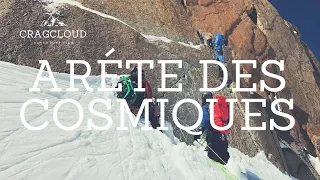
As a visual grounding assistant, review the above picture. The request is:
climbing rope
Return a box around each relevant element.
[197,136,228,165]
[194,138,239,180]
[176,118,239,180]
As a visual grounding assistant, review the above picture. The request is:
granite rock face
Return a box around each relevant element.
[1,0,320,178]
[184,0,320,178]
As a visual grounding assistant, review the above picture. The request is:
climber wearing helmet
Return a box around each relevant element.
[200,92,230,165]
[116,66,160,129]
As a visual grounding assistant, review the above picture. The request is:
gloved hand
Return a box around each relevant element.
[193,127,203,141]
[194,134,201,141]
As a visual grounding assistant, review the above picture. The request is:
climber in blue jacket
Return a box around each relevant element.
[200,92,231,165]
[208,33,225,63]
[201,92,212,131]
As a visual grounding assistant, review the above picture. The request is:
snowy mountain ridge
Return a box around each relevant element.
[42,0,202,49]
[0,61,294,180]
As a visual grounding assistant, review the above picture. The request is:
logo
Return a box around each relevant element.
[19,14,87,44]
[40,15,67,27]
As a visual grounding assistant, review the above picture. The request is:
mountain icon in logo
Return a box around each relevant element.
[40,15,67,27]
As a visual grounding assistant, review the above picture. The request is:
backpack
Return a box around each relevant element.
[214,33,225,46]
[215,96,229,122]
[207,95,230,134]
[116,76,137,105]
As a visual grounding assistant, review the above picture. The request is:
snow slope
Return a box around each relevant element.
[0,62,293,180]
[309,155,320,175]
[42,0,202,49]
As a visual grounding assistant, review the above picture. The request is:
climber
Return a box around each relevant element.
[208,33,225,63]
[207,33,230,86]
[199,92,231,165]
[116,66,160,129]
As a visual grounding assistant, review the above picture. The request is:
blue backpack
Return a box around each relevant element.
[214,33,225,46]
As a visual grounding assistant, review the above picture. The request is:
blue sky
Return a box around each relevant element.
[269,0,320,60]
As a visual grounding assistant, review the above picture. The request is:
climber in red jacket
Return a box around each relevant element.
[213,95,230,134]
[129,67,160,129]
[200,93,230,165]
